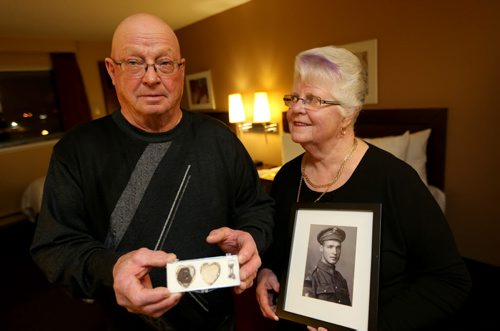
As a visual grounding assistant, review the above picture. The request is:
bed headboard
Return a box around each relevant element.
[283,108,448,190]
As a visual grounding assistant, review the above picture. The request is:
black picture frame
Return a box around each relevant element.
[276,203,381,331]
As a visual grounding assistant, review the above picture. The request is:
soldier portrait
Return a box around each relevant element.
[303,225,357,306]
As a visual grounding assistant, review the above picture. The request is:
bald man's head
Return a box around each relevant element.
[111,13,181,60]
[104,13,186,132]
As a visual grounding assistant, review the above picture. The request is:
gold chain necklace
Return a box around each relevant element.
[298,138,358,203]
[301,138,358,189]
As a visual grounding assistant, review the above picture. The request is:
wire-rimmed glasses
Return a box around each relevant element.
[111,58,184,77]
[283,94,341,109]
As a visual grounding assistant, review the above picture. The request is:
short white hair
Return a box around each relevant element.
[294,46,368,116]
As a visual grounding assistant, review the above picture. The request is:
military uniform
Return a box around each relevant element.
[310,260,351,305]
[309,227,351,306]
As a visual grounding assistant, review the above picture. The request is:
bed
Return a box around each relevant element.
[354,108,447,191]
[199,108,448,210]
[281,107,448,210]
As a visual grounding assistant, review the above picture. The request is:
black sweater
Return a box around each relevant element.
[31,110,274,330]
[265,145,471,331]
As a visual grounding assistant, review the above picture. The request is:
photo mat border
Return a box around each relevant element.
[276,202,381,331]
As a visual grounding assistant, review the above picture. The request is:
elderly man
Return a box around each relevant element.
[308,227,351,306]
[31,13,274,331]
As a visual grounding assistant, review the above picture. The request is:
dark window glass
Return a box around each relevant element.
[0,70,63,148]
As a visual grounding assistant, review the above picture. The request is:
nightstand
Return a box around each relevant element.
[256,164,280,193]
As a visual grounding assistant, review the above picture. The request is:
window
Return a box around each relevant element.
[0,70,63,147]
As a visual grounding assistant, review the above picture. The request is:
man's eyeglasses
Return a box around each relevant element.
[283,94,341,109]
[111,58,184,77]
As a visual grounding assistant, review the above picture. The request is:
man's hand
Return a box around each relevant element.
[206,227,261,294]
[113,248,182,318]
[256,268,280,321]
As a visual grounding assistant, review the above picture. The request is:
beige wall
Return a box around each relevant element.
[176,0,500,265]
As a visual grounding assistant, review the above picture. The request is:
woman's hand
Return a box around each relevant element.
[255,268,280,321]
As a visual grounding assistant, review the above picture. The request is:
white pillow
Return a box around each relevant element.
[364,131,410,161]
[406,129,431,185]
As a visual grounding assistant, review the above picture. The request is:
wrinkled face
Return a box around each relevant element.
[286,80,345,148]
[105,17,185,124]
[320,239,342,265]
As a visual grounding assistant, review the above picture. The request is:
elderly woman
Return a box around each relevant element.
[255,46,471,330]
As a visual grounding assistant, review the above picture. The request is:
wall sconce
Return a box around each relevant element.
[228,93,252,133]
[253,91,271,123]
[251,92,278,134]
[228,92,278,134]
[228,93,246,123]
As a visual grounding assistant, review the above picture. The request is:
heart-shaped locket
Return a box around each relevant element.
[200,262,220,285]
[176,265,195,288]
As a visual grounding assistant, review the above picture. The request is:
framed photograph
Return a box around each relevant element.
[276,203,381,331]
[185,70,216,110]
[341,39,378,104]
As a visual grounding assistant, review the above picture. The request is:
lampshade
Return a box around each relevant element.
[228,93,245,123]
[253,92,271,123]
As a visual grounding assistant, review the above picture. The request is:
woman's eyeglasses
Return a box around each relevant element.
[283,94,341,109]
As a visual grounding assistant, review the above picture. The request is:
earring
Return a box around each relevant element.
[341,127,346,136]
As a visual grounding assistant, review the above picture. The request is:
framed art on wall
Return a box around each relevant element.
[185,70,216,110]
[341,39,378,105]
[276,203,381,331]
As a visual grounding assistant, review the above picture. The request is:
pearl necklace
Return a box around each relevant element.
[298,138,358,203]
